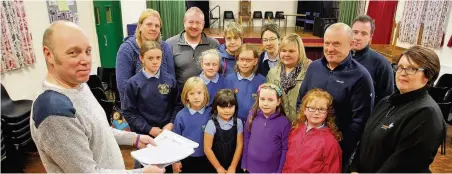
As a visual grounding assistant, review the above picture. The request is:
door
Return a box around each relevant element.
[93,1,124,68]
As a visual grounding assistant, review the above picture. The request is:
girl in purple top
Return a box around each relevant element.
[242,83,291,173]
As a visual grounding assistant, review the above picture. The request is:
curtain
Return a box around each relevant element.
[399,0,450,48]
[147,0,185,40]
[399,1,425,44]
[338,1,358,26]
[357,0,367,16]
[1,0,36,73]
[367,1,398,44]
[421,0,450,48]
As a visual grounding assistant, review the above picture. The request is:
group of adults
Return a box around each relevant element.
[30,5,446,173]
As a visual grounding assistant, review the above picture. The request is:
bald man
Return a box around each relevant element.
[296,23,374,171]
[30,21,164,173]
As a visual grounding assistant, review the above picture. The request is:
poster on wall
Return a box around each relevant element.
[46,0,79,24]
[1,0,36,73]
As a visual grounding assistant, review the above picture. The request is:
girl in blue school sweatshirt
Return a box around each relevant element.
[225,44,266,123]
[198,49,226,106]
[242,83,291,173]
[172,77,212,173]
[122,41,182,138]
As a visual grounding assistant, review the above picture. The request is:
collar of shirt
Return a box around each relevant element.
[305,121,326,132]
[188,107,206,115]
[142,69,160,79]
[216,116,234,127]
[237,72,255,81]
[263,51,279,63]
[199,72,219,85]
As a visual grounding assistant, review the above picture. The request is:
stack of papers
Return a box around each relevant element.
[131,130,199,167]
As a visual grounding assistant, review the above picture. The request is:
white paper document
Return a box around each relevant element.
[131,130,199,167]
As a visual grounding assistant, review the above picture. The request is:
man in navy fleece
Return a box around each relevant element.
[296,23,374,172]
[351,15,394,106]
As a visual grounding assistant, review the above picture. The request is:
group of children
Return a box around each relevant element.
[120,22,343,173]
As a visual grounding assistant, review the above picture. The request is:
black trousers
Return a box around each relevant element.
[180,156,212,173]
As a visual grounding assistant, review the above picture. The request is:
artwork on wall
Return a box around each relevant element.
[46,0,79,24]
[1,0,36,73]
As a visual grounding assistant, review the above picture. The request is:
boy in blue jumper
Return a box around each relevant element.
[122,41,182,138]
[218,22,243,76]
[172,77,212,173]
[225,44,266,123]
[198,49,226,105]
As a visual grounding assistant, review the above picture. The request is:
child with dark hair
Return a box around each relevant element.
[204,89,243,173]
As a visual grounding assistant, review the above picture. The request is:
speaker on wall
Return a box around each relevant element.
[313,17,338,38]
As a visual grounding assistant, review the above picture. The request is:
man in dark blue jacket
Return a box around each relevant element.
[351,15,394,106]
[296,23,374,171]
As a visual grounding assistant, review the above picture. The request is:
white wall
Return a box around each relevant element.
[393,0,452,77]
[120,0,146,37]
[209,0,298,28]
[1,0,101,100]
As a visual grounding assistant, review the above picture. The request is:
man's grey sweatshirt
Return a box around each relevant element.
[30,81,141,173]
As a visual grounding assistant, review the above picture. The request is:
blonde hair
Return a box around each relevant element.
[181,77,210,108]
[279,33,308,66]
[198,49,221,68]
[223,22,244,40]
[234,44,259,73]
[185,7,204,20]
[135,9,162,47]
[294,88,343,141]
[140,41,162,57]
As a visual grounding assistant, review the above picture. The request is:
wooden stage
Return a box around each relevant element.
[205,27,406,63]
[205,27,324,47]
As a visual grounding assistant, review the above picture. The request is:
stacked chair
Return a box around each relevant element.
[431,73,452,155]
[1,84,35,172]
[88,67,120,125]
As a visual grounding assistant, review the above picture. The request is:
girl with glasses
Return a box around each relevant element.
[283,88,342,173]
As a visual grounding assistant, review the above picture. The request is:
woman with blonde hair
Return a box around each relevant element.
[116,9,175,103]
[266,33,311,122]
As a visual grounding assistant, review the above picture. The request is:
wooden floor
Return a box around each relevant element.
[22,125,452,173]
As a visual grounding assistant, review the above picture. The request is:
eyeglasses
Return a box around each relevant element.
[392,65,425,75]
[262,37,278,43]
[306,107,328,114]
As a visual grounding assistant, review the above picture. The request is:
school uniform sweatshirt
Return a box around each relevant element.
[116,35,175,103]
[218,44,237,77]
[225,73,266,122]
[122,70,182,135]
[30,81,141,173]
[242,110,291,173]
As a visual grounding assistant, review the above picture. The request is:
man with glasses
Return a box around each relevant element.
[351,15,394,105]
[296,23,374,172]
[166,7,220,88]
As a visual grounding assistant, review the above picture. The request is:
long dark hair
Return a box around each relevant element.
[211,89,238,119]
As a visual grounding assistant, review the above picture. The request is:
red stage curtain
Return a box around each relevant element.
[367,1,398,44]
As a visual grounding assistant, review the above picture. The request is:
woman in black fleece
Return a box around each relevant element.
[350,45,447,173]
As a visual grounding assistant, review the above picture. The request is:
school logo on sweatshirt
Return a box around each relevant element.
[381,122,394,130]
[234,88,239,94]
[158,84,170,95]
